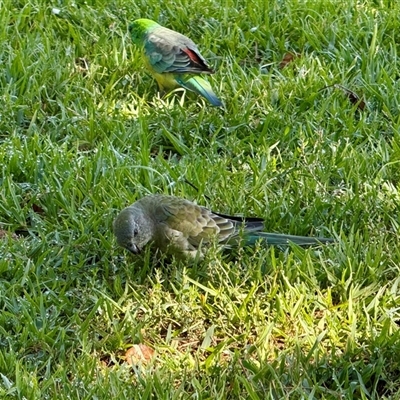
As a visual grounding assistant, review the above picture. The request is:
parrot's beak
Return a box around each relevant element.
[127,243,141,254]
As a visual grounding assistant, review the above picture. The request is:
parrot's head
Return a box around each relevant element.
[129,18,160,46]
[113,206,153,255]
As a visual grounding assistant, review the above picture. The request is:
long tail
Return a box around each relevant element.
[176,75,222,107]
[246,232,335,246]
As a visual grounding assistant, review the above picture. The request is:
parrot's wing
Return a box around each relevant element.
[154,197,238,246]
[144,28,214,75]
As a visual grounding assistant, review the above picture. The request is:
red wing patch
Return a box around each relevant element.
[182,48,213,73]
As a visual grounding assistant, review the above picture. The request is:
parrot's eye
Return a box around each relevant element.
[133,228,139,236]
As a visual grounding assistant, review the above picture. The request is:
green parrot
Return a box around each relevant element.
[113,195,334,260]
[129,18,222,107]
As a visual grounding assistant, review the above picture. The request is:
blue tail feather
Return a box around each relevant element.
[245,232,335,246]
[176,75,222,107]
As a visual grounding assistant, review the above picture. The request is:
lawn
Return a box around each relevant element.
[1,0,400,398]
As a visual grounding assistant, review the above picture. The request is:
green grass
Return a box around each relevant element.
[1,0,400,398]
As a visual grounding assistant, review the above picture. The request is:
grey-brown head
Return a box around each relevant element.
[113,206,154,254]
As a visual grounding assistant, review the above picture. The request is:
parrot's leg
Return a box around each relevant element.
[156,82,166,96]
